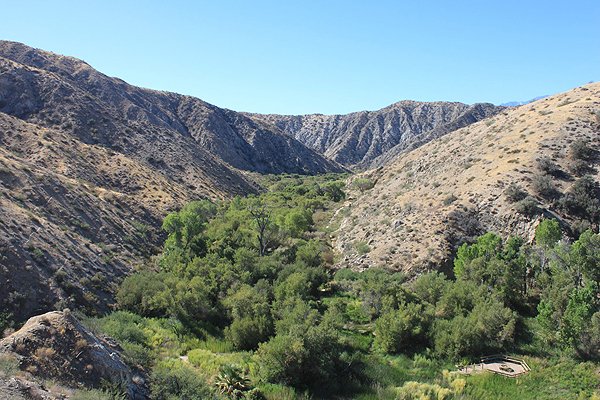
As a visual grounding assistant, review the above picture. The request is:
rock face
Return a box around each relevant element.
[0,310,148,399]
[333,83,600,273]
[0,40,344,322]
[249,101,503,169]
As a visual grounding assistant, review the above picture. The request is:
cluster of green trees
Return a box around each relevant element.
[98,173,599,399]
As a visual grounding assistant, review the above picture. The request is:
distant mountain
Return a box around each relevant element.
[0,40,344,321]
[500,95,548,107]
[334,83,600,273]
[249,101,504,169]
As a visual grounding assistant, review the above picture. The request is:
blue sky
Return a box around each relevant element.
[1,1,599,114]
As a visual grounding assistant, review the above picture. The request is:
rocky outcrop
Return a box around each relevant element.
[0,310,148,399]
[249,101,503,169]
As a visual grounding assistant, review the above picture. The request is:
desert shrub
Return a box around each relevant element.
[354,241,371,255]
[537,156,561,176]
[0,353,18,377]
[514,196,540,216]
[559,175,600,224]
[71,389,123,400]
[504,183,528,203]
[531,174,559,198]
[570,139,594,161]
[353,177,375,192]
[569,159,591,176]
[443,194,458,206]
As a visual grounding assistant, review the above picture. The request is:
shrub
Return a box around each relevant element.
[570,139,594,161]
[514,196,540,216]
[151,360,211,400]
[353,177,375,192]
[531,174,558,198]
[559,175,600,224]
[0,353,18,377]
[255,325,342,391]
[504,183,527,203]
[569,159,591,176]
[354,241,371,255]
[443,194,458,206]
[374,303,431,354]
[537,156,561,176]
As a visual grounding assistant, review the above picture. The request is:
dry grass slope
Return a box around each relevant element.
[334,82,600,273]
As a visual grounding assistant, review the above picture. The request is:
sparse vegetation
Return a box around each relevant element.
[353,177,375,192]
[531,173,559,199]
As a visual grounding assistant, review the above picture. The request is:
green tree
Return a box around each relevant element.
[374,303,431,353]
[559,285,595,348]
[161,200,216,270]
[535,219,562,248]
[454,232,503,278]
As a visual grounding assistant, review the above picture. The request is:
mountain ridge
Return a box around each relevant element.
[248,100,503,169]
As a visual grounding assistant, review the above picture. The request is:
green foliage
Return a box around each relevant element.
[353,177,375,192]
[559,285,595,348]
[374,303,431,353]
[535,219,562,248]
[151,359,211,400]
[354,241,371,255]
[161,200,216,269]
[433,298,517,359]
[213,364,252,399]
[0,353,18,377]
[104,173,600,399]
[0,311,13,333]
[454,232,503,278]
[255,323,343,391]
[560,175,600,226]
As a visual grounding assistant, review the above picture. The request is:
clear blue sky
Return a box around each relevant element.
[1,1,598,114]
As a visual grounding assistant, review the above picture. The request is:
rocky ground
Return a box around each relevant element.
[0,310,148,399]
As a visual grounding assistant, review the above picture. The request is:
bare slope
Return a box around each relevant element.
[250,101,503,169]
[0,40,343,175]
[334,83,600,273]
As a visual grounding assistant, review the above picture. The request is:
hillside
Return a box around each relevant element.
[0,41,346,322]
[334,83,600,273]
[0,41,343,176]
[250,101,502,169]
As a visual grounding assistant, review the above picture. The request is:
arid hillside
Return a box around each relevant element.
[334,83,600,273]
[0,41,346,322]
[250,101,503,169]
